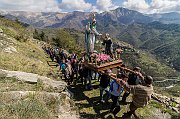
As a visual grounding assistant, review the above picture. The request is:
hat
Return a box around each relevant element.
[144,75,153,85]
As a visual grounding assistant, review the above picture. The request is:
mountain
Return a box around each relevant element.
[115,22,180,71]
[151,12,180,24]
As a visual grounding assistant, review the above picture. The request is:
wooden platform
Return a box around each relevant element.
[84,60,123,72]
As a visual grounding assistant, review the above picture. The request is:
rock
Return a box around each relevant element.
[3,46,17,53]
[1,69,67,92]
[172,107,179,113]
[4,70,39,84]
[0,28,3,34]
[38,76,67,93]
[0,69,7,77]
[147,108,171,119]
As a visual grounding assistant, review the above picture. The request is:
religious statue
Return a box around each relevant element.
[85,13,101,56]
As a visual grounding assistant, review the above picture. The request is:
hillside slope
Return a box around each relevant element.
[0,16,54,76]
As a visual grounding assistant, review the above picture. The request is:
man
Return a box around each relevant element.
[122,67,144,104]
[99,70,111,103]
[119,75,153,119]
[102,33,113,58]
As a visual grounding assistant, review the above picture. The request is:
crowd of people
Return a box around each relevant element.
[42,45,154,119]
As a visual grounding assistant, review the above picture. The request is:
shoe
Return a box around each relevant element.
[101,100,105,103]
[121,101,128,105]
[122,112,131,119]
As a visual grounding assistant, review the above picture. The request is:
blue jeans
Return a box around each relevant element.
[99,86,108,100]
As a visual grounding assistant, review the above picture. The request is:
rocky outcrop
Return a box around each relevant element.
[0,69,79,118]
[152,93,180,113]
[0,69,67,93]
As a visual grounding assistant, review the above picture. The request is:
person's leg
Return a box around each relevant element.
[99,87,105,102]
[122,91,130,104]
[110,95,116,111]
[130,102,139,119]
[97,73,101,81]
[94,72,97,80]
[112,96,120,116]
[104,91,111,102]
[84,77,88,89]
[122,102,138,119]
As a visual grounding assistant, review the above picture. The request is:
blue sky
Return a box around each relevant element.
[0,0,179,14]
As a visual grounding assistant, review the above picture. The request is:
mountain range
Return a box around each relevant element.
[0,7,179,72]
[1,7,180,28]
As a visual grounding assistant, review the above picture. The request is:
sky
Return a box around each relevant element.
[0,0,179,14]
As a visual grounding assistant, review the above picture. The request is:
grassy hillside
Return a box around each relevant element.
[0,16,53,76]
[116,22,180,72]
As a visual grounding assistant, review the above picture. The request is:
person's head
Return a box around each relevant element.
[120,74,128,82]
[144,75,153,85]
[107,69,112,74]
[105,33,109,39]
[92,21,96,26]
[121,64,125,68]
[62,59,65,63]
[133,67,141,72]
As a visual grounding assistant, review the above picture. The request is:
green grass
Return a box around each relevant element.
[0,39,56,76]
[0,93,55,119]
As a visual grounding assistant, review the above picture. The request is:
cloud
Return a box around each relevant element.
[122,0,150,13]
[150,0,180,13]
[92,0,118,13]
[122,0,180,14]
[0,0,60,12]
[59,0,92,12]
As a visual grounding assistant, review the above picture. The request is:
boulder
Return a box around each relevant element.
[5,70,39,84]
[3,46,17,53]
[1,69,67,92]
[38,76,67,93]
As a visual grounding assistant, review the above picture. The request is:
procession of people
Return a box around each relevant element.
[42,13,154,119]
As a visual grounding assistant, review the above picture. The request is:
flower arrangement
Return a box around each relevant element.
[96,54,111,62]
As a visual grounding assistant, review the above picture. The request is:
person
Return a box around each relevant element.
[117,64,126,78]
[83,66,92,89]
[109,74,128,117]
[54,48,60,63]
[102,33,113,58]
[59,60,67,81]
[122,67,144,104]
[66,57,73,85]
[72,59,79,85]
[119,75,153,119]
[99,70,111,103]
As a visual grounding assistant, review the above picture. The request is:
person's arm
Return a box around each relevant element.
[136,72,144,80]
[118,79,136,95]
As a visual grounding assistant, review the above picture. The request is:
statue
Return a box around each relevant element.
[85,13,101,56]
